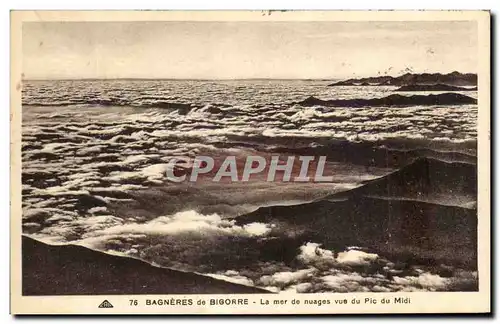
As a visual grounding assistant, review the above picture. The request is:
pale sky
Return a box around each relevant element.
[22,21,478,80]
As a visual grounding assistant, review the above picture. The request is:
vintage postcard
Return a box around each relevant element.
[10,10,490,315]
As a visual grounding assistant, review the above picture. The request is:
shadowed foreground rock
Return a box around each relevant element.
[22,236,270,295]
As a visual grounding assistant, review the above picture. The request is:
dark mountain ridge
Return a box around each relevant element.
[327,157,477,201]
[236,157,478,269]
[394,84,477,92]
[329,71,477,87]
[297,93,477,108]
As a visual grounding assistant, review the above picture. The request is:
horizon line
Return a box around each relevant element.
[22,71,477,82]
[23,77,340,81]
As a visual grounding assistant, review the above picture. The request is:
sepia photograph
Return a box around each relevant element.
[10,10,491,314]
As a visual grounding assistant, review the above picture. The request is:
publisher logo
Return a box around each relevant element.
[98,300,114,308]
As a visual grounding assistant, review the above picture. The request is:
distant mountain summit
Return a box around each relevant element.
[329,71,477,87]
[327,157,477,202]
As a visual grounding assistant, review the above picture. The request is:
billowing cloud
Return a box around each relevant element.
[78,210,273,240]
[336,249,379,266]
